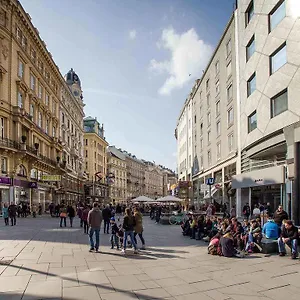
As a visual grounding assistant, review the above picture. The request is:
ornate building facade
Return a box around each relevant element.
[0,0,85,210]
[143,161,164,199]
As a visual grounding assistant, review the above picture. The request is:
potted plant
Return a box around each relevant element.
[21,135,27,143]
[34,142,39,150]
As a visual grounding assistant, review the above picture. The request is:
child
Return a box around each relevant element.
[110,217,119,249]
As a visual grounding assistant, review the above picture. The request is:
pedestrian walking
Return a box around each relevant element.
[32,204,37,218]
[59,204,67,227]
[77,205,84,227]
[49,202,54,217]
[82,206,90,234]
[8,203,17,226]
[2,203,9,225]
[121,208,138,254]
[110,217,119,249]
[102,204,111,234]
[38,203,42,215]
[87,202,103,252]
[133,207,146,250]
[115,203,122,221]
[67,205,75,227]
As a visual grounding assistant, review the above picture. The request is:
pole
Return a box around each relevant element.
[293,142,300,225]
[209,184,212,204]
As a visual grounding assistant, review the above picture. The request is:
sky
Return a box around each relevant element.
[21,0,235,171]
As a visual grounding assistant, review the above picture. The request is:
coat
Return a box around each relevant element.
[88,208,103,229]
[134,212,143,234]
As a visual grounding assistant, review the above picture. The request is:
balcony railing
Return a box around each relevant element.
[0,137,21,150]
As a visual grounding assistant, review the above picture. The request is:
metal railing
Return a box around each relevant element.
[0,137,21,150]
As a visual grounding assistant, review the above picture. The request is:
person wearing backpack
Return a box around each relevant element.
[121,208,138,254]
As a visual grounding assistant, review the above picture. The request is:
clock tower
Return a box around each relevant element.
[64,68,84,106]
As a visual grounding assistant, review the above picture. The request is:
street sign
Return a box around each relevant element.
[200,184,209,192]
[41,175,62,182]
[206,178,215,185]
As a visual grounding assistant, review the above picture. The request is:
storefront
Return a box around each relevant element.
[232,165,286,216]
[0,177,11,212]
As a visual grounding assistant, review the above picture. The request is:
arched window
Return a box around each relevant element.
[17,164,27,177]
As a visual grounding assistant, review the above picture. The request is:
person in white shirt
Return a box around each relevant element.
[252,204,261,217]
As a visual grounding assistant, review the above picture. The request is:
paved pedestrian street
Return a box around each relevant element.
[0,217,299,300]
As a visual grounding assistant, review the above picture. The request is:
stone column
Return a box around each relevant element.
[293,142,300,225]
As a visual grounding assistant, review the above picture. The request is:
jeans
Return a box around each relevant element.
[69,217,74,227]
[124,231,137,250]
[60,217,66,227]
[104,220,110,233]
[134,232,145,245]
[10,216,16,226]
[89,227,100,250]
[110,234,119,248]
[278,237,298,254]
[4,217,8,226]
[83,221,88,233]
[80,218,83,227]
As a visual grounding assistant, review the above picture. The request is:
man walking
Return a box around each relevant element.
[88,202,103,252]
[102,204,111,234]
[8,203,17,226]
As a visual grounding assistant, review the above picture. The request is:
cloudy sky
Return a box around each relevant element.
[21,0,235,171]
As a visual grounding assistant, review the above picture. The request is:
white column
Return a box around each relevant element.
[236,188,242,217]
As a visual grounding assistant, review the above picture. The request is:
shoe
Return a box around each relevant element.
[89,248,95,252]
[121,249,126,254]
[111,246,114,249]
[140,245,146,250]
[134,250,139,254]
[95,249,100,253]
[279,252,286,257]
[291,254,297,259]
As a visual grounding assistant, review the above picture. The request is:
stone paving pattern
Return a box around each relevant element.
[0,216,299,299]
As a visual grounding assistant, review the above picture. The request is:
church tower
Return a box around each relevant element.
[64,68,84,106]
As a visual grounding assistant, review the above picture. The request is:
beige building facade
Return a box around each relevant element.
[107,146,127,203]
[143,162,164,199]
[84,117,108,202]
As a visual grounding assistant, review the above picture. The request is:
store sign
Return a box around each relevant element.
[41,175,62,182]
[0,177,11,185]
[29,182,38,189]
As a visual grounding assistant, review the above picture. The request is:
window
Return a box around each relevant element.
[85,139,88,146]
[207,94,210,107]
[52,101,57,115]
[217,142,221,159]
[52,126,56,137]
[45,119,49,134]
[200,139,203,150]
[247,73,256,97]
[248,111,257,132]
[227,84,233,101]
[61,112,65,124]
[17,91,23,108]
[1,157,7,174]
[30,47,36,63]
[216,121,221,136]
[215,60,220,74]
[271,89,288,118]
[208,131,211,144]
[18,60,24,78]
[215,81,220,94]
[228,133,234,152]
[21,35,27,50]
[38,111,42,128]
[194,115,197,124]
[38,84,43,99]
[246,36,255,61]
[200,123,203,135]
[45,93,49,106]
[226,61,232,77]
[207,112,211,126]
[0,117,6,138]
[208,150,212,166]
[30,74,36,91]
[67,120,70,129]
[228,107,234,126]
[245,0,254,26]
[216,101,220,116]
[270,43,286,74]
[226,39,232,57]
[30,103,34,118]
[269,1,285,32]
[206,79,210,91]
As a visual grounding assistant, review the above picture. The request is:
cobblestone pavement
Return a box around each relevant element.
[0,216,299,300]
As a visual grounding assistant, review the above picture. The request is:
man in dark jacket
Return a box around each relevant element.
[273,205,288,226]
[102,205,111,234]
[87,202,103,252]
[278,220,299,259]
[8,203,17,226]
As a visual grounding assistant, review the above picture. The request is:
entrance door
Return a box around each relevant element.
[39,192,45,213]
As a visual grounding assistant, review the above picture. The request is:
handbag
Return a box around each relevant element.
[60,212,67,218]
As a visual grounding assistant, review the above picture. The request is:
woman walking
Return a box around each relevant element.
[67,205,75,227]
[2,203,9,226]
[134,207,146,250]
[82,206,90,234]
[59,204,67,227]
[122,208,138,254]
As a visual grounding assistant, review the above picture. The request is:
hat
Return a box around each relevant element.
[110,217,115,221]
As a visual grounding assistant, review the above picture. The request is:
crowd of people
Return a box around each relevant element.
[181,204,299,259]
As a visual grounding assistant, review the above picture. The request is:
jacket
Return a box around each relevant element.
[134,212,143,234]
[111,223,119,235]
[2,207,8,218]
[123,215,135,231]
[102,207,111,220]
[8,204,17,217]
[281,225,299,240]
[67,206,75,218]
[220,236,235,257]
[82,209,89,221]
[88,208,103,229]
[273,210,289,225]
[262,220,279,239]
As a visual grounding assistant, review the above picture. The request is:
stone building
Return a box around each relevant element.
[107,146,127,204]
[143,161,164,199]
[83,116,108,202]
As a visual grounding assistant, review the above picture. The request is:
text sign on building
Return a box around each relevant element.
[206,178,215,185]
[41,175,62,182]
[200,184,209,192]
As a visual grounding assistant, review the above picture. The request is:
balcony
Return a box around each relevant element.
[0,137,21,151]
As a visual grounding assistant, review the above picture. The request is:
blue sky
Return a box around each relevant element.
[21,0,235,171]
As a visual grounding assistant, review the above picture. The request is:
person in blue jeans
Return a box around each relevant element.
[87,202,103,252]
[121,208,138,254]
[278,220,299,259]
